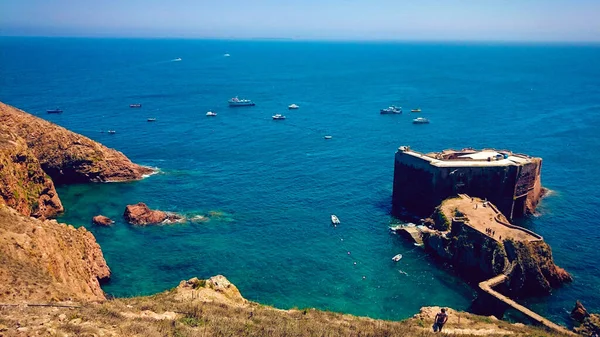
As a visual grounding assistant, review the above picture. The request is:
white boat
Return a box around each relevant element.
[228,96,255,107]
[272,114,286,120]
[173,58,182,62]
[107,130,116,134]
[392,254,403,262]
[147,118,157,122]
[224,53,230,57]
[380,105,402,114]
[288,104,299,109]
[324,135,332,139]
[412,117,430,124]
[331,214,340,225]
[206,111,217,116]
[411,108,421,113]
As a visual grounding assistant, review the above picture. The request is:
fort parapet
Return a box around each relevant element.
[392,146,543,219]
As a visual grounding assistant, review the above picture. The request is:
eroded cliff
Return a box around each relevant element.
[0,101,153,184]
[0,205,110,302]
[0,127,63,218]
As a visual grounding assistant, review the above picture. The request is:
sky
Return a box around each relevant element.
[1,0,600,42]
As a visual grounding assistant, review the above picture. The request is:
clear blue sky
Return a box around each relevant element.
[1,0,600,42]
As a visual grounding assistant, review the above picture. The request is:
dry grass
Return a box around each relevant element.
[0,289,574,337]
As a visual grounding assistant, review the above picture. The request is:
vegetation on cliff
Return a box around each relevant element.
[0,101,153,185]
[0,273,572,336]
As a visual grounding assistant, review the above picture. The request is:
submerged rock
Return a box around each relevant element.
[92,215,114,226]
[123,203,184,225]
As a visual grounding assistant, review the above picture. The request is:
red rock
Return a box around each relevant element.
[92,215,114,226]
[123,203,183,225]
[572,301,590,323]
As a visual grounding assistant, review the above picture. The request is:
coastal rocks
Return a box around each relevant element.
[0,101,153,184]
[571,302,600,336]
[0,205,110,302]
[503,239,572,297]
[422,197,571,298]
[176,275,246,305]
[92,215,114,226]
[123,202,184,225]
[0,128,63,218]
[571,301,590,323]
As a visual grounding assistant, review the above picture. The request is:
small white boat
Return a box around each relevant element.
[206,111,217,116]
[331,214,340,225]
[272,114,286,120]
[107,130,116,134]
[288,104,299,109]
[392,254,403,262]
[147,118,157,122]
[324,135,332,139]
[173,58,182,62]
[224,53,230,57]
[412,117,429,124]
[411,108,421,113]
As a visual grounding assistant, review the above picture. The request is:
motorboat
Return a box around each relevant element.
[324,135,332,139]
[288,104,299,109]
[173,58,182,61]
[206,111,217,116]
[380,105,402,114]
[130,104,142,108]
[228,96,255,107]
[147,118,157,122]
[272,114,286,120]
[392,254,403,262]
[107,130,116,134]
[412,117,430,124]
[331,214,340,225]
[411,108,421,113]
[46,108,63,114]
[224,53,231,57]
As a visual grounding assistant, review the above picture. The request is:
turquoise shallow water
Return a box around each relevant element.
[1,37,599,324]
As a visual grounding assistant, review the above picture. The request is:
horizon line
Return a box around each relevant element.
[1,34,600,45]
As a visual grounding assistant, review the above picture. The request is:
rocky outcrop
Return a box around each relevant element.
[422,198,571,298]
[571,302,600,336]
[123,202,184,225]
[0,101,153,184]
[0,127,63,218]
[503,239,572,296]
[0,205,110,302]
[571,301,590,323]
[92,215,114,226]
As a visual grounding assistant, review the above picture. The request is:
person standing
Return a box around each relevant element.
[433,308,449,332]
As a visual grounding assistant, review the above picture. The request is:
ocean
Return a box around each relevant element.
[1,37,599,325]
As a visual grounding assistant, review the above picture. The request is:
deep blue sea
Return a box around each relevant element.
[1,37,599,325]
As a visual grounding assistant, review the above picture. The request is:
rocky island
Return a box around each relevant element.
[0,103,586,336]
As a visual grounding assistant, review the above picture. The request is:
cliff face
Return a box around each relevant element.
[0,205,110,302]
[422,199,571,297]
[0,101,153,184]
[0,128,63,218]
